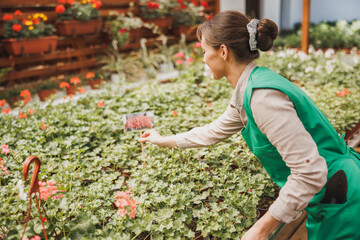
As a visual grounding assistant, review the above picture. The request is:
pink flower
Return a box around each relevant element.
[176,59,184,64]
[195,42,201,48]
[175,52,185,58]
[0,157,10,175]
[186,57,193,64]
[1,145,10,155]
[38,180,65,201]
[115,187,138,218]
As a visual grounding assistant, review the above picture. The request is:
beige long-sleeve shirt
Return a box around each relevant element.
[175,62,328,223]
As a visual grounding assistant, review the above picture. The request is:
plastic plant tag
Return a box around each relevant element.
[123,111,155,133]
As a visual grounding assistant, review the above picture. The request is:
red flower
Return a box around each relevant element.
[68,93,73,99]
[41,122,46,130]
[93,1,101,9]
[41,218,47,222]
[28,108,35,114]
[119,28,128,34]
[336,88,349,97]
[12,24,22,32]
[0,99,6,107]
[192,1,199,6]
[97,101,104,108]
[248,189,252,192]
[180,4,186,9]
[14,10,23,16]
[173,110,178,116]
[67,0,75,4]
[2,107,11,114]
[55,5,66,14]
[86,72,95,79]
[1,145,10,155]
[19,112,27,119]
[175,52,185,58]
[32,18,40,25]
[177,0,183,4]
[195,42,201,48]
[58,0,66,3]
[146,1,159,9]
[70,77,81,84]
[22,19,28,25]
[2,14,13,21]
[20,89,31,98]
[207,15,213,21]
[201,1,208,7]
[59,81,70,88]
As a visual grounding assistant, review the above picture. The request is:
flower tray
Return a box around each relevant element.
[37,89,57,101]
[56,19,103,37]
[142,17,172,29]
[2,36,58,56]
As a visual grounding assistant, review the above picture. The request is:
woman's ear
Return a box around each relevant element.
[219,44,229,61]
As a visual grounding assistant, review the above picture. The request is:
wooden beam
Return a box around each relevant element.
[301,0,310,54]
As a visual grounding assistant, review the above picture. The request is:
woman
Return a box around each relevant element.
[139,11,360,240]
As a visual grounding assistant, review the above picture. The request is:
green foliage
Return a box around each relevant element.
[274,20,360,49]
[56,2,101,22]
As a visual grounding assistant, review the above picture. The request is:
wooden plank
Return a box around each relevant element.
[290,221,308,240]
[301,0,310,54]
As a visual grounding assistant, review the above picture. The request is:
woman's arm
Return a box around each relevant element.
[139,104,243,148]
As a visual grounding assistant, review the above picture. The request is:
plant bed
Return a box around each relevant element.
[2,36,58,56]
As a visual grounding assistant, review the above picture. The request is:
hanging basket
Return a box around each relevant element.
[2,36,58,56]
[56,19,103,37]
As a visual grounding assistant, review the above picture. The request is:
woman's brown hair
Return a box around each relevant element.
[197,10,278,63]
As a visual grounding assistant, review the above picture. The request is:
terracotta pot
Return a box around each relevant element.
[128,29,141,43]
[66,85,78,95]
[143,17,172,29]
[56,19,103,37]
[2,36,58,56]
[88,79,103,89]
[37,89,57,101]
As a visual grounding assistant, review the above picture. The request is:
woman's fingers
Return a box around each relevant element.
[139,129,156,143]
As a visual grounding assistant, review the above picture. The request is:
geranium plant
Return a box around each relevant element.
[104,11,143,48]
[55,0,102,22]
[2,11,55,40]
[139,0,175,19]
[172,0,208,27]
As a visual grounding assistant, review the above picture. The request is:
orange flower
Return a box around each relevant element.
[68,93,73,99]
[19,112,27,119]
[93,1,102,9]
[78,88,86,94]
[201,1,208,7]
[97,101,104,108]
[55,5,66,14]
[2,14,13,21]
[58,0,66,3]
[20,89,31,98]
[2,107,11,114]
[172,110,178,116]
[32,18,40,25]
[14,10,23,16]
[206,102,211,108]
[67,0,75,4]
[70,77,81,84]
[41,122,46,130]
[86,72,95,79]
[12,24,22,32]
[0,99,6,107]
[59,81,70,88]
[28,108,35,114]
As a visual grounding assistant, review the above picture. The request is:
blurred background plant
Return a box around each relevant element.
[55,0,102,22]
[139,0,176,19]
[3,11,55,39]
[172,0,208,27]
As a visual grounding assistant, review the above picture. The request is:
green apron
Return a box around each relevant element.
[241,66,360,240]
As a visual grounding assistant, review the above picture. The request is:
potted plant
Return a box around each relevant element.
[104,10,144,48]
[85,71,104,89]
[172,1,208,36]
[2,11,57,56]
[139,0,175,30]
[55,0,103,37]
[37,81,58,101]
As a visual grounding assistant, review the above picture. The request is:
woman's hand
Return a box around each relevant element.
[241,211,282,240]
[139,129,162,145]
[138,129,178,148]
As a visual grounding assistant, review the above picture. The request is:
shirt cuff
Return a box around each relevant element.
[175,132,190,149]
[269,198,303,223]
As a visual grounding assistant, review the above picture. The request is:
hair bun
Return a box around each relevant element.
[257,19,278,51]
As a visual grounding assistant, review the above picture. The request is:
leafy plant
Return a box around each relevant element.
[139,0,176,19]
[172,0,208,27]
[55,0,101,22]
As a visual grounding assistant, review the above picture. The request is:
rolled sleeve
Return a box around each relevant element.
[174,105,243,149]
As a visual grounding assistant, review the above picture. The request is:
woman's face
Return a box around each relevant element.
[201,37,226,80]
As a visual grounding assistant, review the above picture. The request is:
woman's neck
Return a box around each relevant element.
[225,61,249,88]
